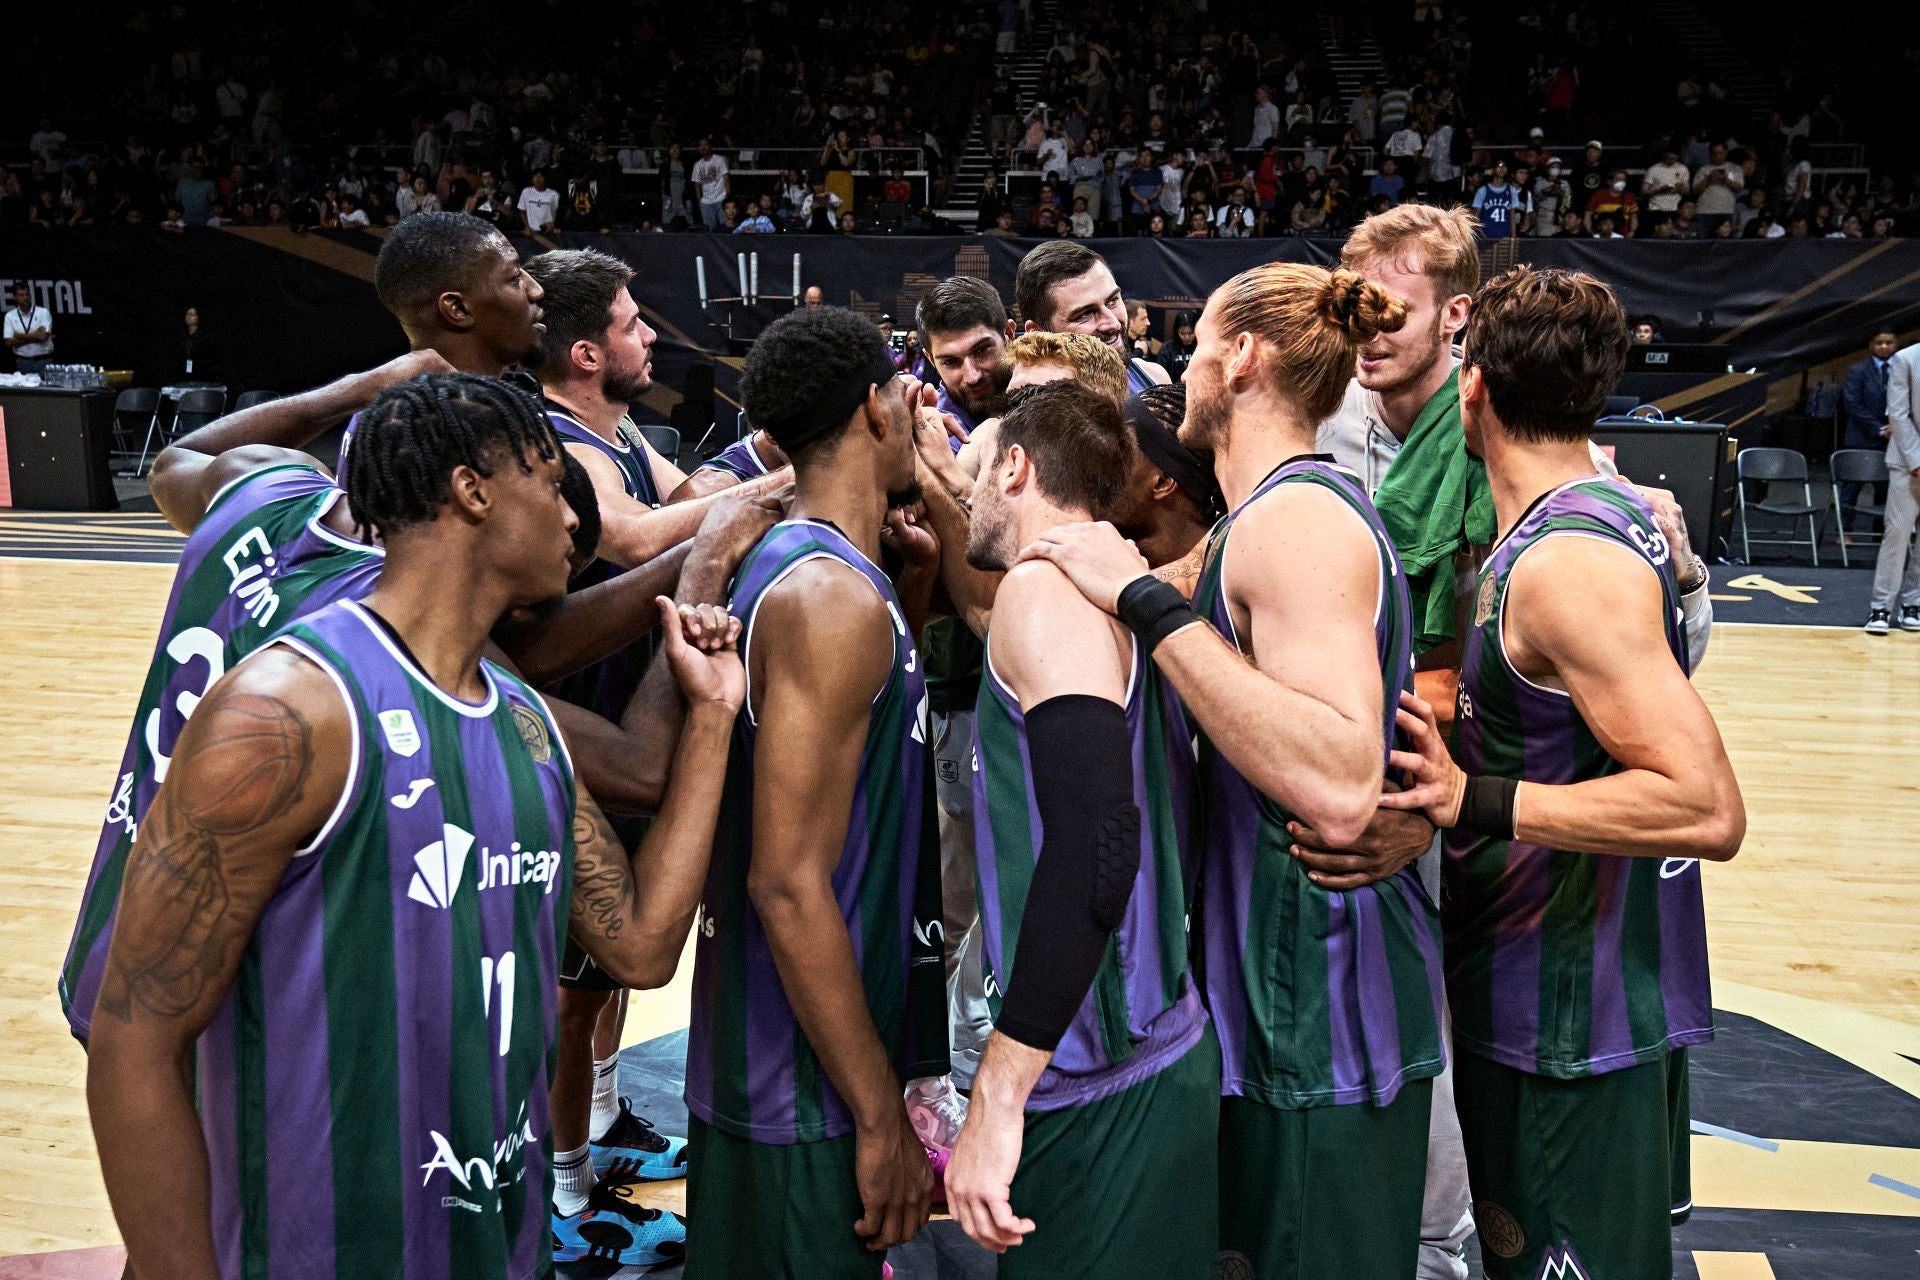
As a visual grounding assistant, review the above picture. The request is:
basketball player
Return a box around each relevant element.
[336,211,550,467]
[951,332,1129,481]
[86,374,745,1280]
[917,275,1016,437]
[1022,265,1446,1280]
[672,427,789,499]
[1013,241,1170,393]
[522,247,790,1236]
[1314,205,1719,1279]
[1382,267,1744,1280]
[945,382,1217,1275]
[682,307,947,1277]
[1106,385,1218,598]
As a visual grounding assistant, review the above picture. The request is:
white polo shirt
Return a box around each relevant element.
[5,304,54,359]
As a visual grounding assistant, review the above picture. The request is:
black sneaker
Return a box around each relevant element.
[1865,609,1892,635]
[589,1098,688,1180]
[1902,606,1920,632]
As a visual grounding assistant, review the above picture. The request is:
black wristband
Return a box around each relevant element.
[1115,575,1199,654]
[1454,774,1519,839]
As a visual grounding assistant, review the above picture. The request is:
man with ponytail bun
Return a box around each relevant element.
[1022,261,1446,1280]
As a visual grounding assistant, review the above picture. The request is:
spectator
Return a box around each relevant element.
[883,166,913,205]
[159,202,188,233]
[1215,185,1255,238]
[1291,173,1327,235]
[1643,146,1690,228]
[398,174,441,220]
[1733,187,1769,235]
[985,208,1018,237]
[176,159,217,227]
[518,169,559,233]
[1249,85,1281,149]
[1385,117,1424,167]
[733,200,776,233]
[338,192,369,227]
[1038,123,1069,182]
[1370,158,1406,207]
[1866,338,1920,633]
[1067,140,1103,221]
[4,283,54,372]
[1159,150,1187,220]
[658,143,692,227]
[1781,139,1814,216]
[1183,210,1213,238]
[1125,149,1162,233]
[1070,196,1094,237]
[692,138,731,231]
[838,210,858,234]
[465,169,513,229]
[29,115,68,167]
[1425,114,1461,200]
[1591,213,1626,239]
[1533,158,1571,235]
[804,179,843,234]
[1472,161,1528,239]
[1557,207,1584,237]
[1585,170,1640,237]
[1125,301,1159,363]
[1692,142,1744,234]
[1348,82,1379,143]
[1572,139,1607,211]
[1158,311,1197,381]
[1669,199,1704,240]
[1828,213,1865,240]
[1142,211,1169,238]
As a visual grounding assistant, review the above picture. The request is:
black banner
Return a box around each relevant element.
[5,229,1918,433]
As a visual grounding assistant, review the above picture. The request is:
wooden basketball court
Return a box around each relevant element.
[1,517,1916,1278]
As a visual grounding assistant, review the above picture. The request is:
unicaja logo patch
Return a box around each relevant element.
[407,823,476,908]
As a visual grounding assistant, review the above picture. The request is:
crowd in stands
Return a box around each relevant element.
[2,0,990,235]
[3,0,1913,238]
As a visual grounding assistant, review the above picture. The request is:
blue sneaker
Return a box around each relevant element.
[550,1176,687,1267]
[589,1098,688,1181]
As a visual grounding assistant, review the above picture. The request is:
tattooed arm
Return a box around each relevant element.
[86,647,350,1280]
[566,599,743,989]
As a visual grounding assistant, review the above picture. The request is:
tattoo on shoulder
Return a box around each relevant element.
[96,692,316,1024]
[570,806,633,942]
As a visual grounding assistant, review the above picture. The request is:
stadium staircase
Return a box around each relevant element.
[937,0,1064,229]
[1642,0,1775,119]
[1315,3,1387,118]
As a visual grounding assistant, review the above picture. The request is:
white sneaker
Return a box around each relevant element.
[1865,609,1892,635]
[1901,606,1920,632]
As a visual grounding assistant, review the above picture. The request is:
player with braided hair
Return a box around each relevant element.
[1022,263,1447,1280]
[88,370,746,1280]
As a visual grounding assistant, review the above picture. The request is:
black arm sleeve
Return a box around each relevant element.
[994,694,1142,1054]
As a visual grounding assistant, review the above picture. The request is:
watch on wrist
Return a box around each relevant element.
[1676,554,1707,593]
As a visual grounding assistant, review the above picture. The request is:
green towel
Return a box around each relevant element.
[1371,369,1496,653]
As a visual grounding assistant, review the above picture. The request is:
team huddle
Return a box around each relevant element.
[60,203,1745,1280]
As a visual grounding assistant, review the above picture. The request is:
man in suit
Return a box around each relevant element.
[1840,331,1899,525]
[1866,338,1920,634]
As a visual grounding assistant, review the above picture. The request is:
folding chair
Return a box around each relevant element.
[136,388,228,475]
[1735,447,1819,565]
[636,424,681,468]
[233,389,280,411]
[112,388,161,471]
[1826,447,1886,568]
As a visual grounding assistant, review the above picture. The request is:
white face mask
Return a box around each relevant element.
[1611,180,1627,192]
[1548,167,1561,178]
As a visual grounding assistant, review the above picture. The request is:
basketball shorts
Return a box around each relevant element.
[1002,1026,1220,1279]
[1454,1047,1691,1279]
[1217,1077,1432,1280]
[560,813,649,992]
[683,1117,880,1279]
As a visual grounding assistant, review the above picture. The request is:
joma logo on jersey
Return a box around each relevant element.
[406,822,561,909]
[221,527,285,627]
[419,1101,537,1195]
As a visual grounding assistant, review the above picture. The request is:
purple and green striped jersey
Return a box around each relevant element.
[544,404,662,721]
[973,628,1205,1110]
[1192,457,1444,1108]
[694,433,777,482]
[686,519,947,1144]
[1445,476,1711,1079]
[60,464,382,1040]
[201,598,576,1280]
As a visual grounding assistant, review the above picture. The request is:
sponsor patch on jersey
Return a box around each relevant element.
[380,708,422,757]
[512,704,553,764]
[1474,571,1498,628]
